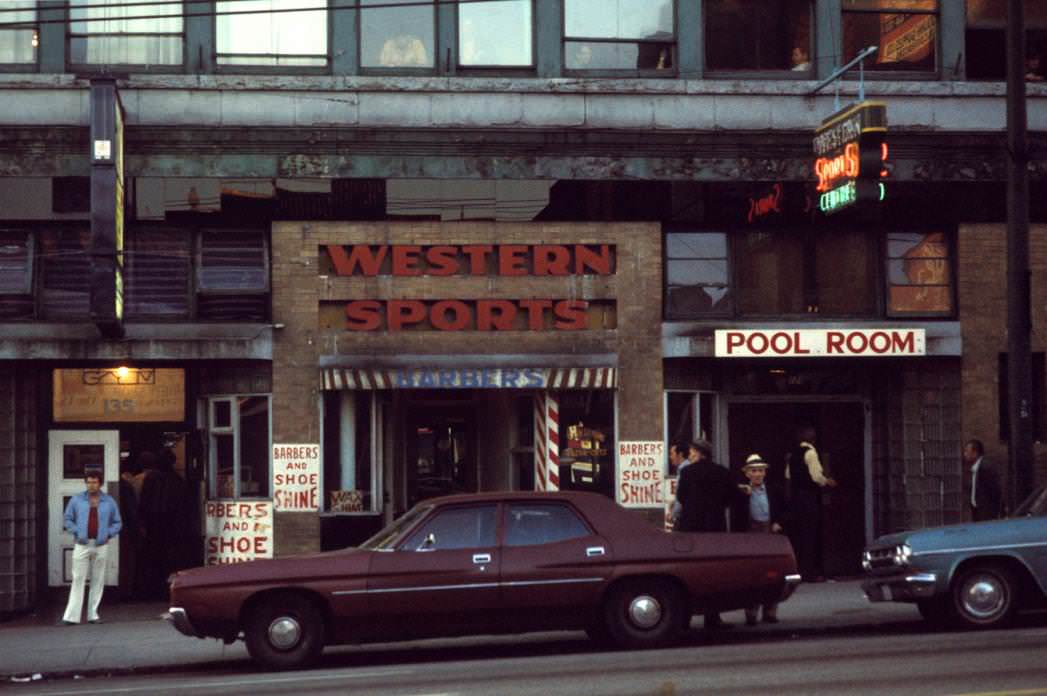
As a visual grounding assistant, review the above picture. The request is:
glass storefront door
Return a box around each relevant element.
[47,430,120,587]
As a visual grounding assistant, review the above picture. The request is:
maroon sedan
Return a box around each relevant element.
[168,491,799,670]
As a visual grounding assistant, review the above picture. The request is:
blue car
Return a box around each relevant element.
[862,484,1047,628]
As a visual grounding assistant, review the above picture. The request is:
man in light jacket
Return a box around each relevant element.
[61,470,122,624]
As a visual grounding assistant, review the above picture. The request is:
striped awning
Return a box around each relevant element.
[321,366,617,390]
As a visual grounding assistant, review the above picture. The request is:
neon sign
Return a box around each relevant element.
[812,101,888,215]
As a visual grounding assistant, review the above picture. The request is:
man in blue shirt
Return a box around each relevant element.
[61,470,122,625]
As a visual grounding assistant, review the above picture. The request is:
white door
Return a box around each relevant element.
[48,430,120,587]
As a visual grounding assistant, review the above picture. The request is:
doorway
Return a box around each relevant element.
[48,430,120,587]
[406,403,477,506]
[727,401,866,577]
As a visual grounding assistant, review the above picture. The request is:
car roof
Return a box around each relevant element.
[421,490,612,507]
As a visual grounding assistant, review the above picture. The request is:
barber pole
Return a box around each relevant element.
[533,394,547,491]
[533,392,560,492]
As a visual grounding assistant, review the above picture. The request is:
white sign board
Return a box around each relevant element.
[714,328,926,358]
[616,441,665,508]
[663,477,678,531]
[204,501,273,565]
[272,444,321,512]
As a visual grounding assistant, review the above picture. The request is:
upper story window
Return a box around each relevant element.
[705,0,812,73]
[1,227,268,322]
[0,0,37,65]
[965,0,1047,81]
[69,0,183,67]
[217,0,328,68]
[842,0,938,73]
[665,231,729,317]
[665,226,952,320]
[360,0,434,69]
[885,230,952,316]
[564,0,674,73]
[459,0,533,68]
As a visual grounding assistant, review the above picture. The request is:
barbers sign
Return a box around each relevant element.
[715,328,925,358]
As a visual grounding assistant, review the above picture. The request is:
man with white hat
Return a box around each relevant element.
[732,453,787,625]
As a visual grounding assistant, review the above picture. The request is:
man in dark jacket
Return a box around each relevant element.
[964,438,1003,522]
[785,426,836,582]
[732,453,787,625]
[674,439,734,629]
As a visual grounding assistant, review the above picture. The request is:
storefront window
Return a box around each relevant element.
[458,0,533,67]
[886,231,953,315]
[665,231,730,318]
[705,0,812,72]
[965,0,1047,81]
[322,391,378,514]
[842,0,938,73]
[69,0,183,66]
[814,228,878,315]
[208,394,271,499]
[360,0,434,69]
[0,229,32,295]
[217,0,328,67]
[557,390,614,497]
[0,0,36,65]
[564,0,674,72]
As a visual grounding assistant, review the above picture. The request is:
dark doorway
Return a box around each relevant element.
[728,401,866,577]
[406,401,477,506]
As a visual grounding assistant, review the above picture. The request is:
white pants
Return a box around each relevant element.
[62,542,109,623]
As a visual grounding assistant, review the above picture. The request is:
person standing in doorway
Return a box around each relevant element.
[138,449,187,598]
[61,470,122,624]
[732,453,787,625]
[964,439,1003,522]
[674,439,734,629]
[785,426,836,582]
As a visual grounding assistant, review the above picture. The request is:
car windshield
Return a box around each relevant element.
[1011,484,1047,517]
[358,504,433,550]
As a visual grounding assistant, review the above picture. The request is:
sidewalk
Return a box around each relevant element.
[0,580,919,680]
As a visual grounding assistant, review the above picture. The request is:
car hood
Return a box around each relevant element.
[173,547,371,589]
[872,517,1020,553]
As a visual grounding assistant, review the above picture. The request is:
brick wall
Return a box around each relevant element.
[271,221,664,554]
[959,223,1047,513]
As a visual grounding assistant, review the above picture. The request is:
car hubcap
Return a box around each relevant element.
[962,576,1005,619]
[268,616,302,650]
[628,594,663,629]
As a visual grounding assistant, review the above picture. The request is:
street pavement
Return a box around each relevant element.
[0,579,920,681]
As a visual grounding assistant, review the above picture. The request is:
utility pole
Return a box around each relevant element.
[1006,0,1034,506]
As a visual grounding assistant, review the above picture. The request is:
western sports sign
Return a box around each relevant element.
[714,328,926,358]
[813,101,888,215]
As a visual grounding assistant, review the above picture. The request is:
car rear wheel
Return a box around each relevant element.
[951,564,1017,629]
[244,594,326,670]
[603,579,686,649]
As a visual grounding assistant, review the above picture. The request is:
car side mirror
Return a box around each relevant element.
[416,532,436,551]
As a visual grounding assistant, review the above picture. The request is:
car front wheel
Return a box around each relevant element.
[602,579,686,649]
[951,564,1017,629]
[244,593,326,670]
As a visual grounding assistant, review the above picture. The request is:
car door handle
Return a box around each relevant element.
[586,546,605,557]
[473,553,492,564]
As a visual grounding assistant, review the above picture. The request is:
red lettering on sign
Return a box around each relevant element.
[388,300,426,331]
[747,183,784,223]
[391,246,424,276]
[327,245,386,276]
[826,331,845,354]
[893,330,915,353]
[534,245,570,275]
[815,142,860,192]
[726,332,745,354]
[553,300,588,330]
[519,299,553,330]
[462,245,494,275]
[498,245,528,276]
[431,300,471,331]
[477,300,516,331]
[426,246,458,276]
[576,245,613,275]
[346,300,381,330]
